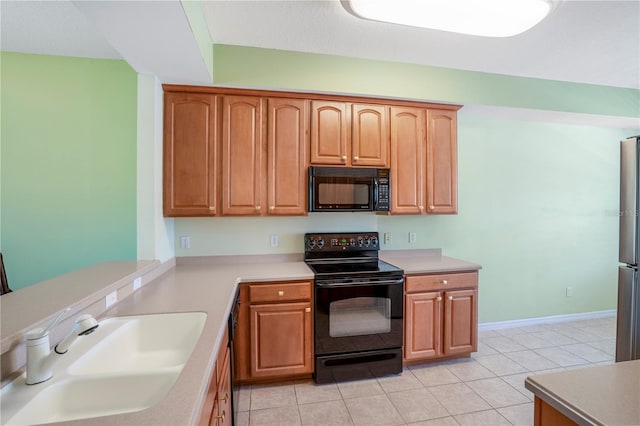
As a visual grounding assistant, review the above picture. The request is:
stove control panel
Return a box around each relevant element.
[305,232,380,252]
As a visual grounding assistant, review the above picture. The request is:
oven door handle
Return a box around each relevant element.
[315,278,404,288]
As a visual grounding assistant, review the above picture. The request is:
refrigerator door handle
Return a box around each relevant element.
[616,265,639,362]
[619,137,639,265]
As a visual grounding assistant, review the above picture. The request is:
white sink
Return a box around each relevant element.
[6,372,180,425]
[1,312,207,425]
[69,312,207,375]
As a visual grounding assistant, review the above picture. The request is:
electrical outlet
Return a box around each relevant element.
[565,287,573,297]
[133,277,142,290]
[384,232,392,244]
[105,291,118,309]
[180,235,190,249]
[270,234,279,248]
[409,232,417,243]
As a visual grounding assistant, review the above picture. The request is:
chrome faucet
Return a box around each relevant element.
[25,308,99,385]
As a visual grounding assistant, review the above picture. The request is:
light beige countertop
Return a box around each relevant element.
[0,250,480,425]
[524,360,640,426]
[381,249,482,274]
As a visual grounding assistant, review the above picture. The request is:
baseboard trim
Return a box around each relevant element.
[478,309,616,332]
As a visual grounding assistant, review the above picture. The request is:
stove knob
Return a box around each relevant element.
[364,237,371,247]
[317,239,325,249]
[371,236,378,247]
[307,239,316,249]
[357,236,364,247]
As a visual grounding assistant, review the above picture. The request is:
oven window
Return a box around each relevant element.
[329,296,391,337]
[318,182,369,206]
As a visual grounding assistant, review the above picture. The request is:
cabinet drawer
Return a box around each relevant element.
[405,272,477,293]
[248,281,311,303]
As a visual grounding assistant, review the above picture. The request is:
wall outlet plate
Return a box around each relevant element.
[409,232,417,243]
[180,235,190,249]
[270,234,279,248]
[133,277,142,290]
[105,291,118,309]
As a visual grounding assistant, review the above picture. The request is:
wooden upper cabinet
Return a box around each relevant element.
[310,101,389,167]
[351,104,389,167]
[426,109,458,214]
[310,101,349,165]
[221,95,265,215]
[163,93,218,216]
[390,106,425,214]
[267,98,309,215]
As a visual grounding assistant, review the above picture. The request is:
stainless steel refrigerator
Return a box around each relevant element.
[617,135,640,362]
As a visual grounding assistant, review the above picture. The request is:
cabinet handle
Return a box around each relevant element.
[341,155,347,162]
[353,156,359,162]
[269,205,275,212]
[442,280,448,285]
[256,206,261,212]
[278,290,284,297]
[436,296,442,302]
[209,206,215,211]
[305,307,311,313]
[429,205,435,211]
[419,205,424,212]
[448,296,453,301]
[221,393,229,403]
[215,411,225,422]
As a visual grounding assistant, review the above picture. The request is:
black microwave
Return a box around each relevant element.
[308,166,390,212]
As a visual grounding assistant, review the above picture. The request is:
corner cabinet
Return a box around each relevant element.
[234,281,314,383]
[404,272,478,362]
[390,107,458,215]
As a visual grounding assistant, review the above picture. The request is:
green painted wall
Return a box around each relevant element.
[213,45,639,118]
[1,52,138,290]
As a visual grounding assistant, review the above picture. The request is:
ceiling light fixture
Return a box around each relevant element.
[342,0,554,37]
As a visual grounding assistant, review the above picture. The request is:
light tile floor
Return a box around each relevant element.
[234,316,616,426]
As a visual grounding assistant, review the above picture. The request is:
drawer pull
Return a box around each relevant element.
[278,290,284,297]
[305,307,311,313]
[442,280,448,285]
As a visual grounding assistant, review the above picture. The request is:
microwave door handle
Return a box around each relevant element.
[373,179,379,210]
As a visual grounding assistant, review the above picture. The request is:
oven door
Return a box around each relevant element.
[314,277,404,356]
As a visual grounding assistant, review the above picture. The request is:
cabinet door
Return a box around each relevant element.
[221,96,265,215]
[443,289,477,355]
[351,104,389,167]
[426,109,457,214]
[250,302,313,377]
[310,101,349,165]
[215,346,232,426]
[267,98,309,215]
[163,93,218,217]
[404,292,442,360]
[390,106,425,214]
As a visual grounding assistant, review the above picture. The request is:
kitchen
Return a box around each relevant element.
[1,1,639,425]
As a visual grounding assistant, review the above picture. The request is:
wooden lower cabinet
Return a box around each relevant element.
[199,327,232,426]
[404,272,478,362]
[534,397,578,426]
[235,281,313,383]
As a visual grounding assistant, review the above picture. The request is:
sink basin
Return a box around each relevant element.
[1,312,207,425]
[69,312,207,375]
[6,372,179,425]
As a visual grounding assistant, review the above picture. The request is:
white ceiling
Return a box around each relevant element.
[1,0,639,90]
